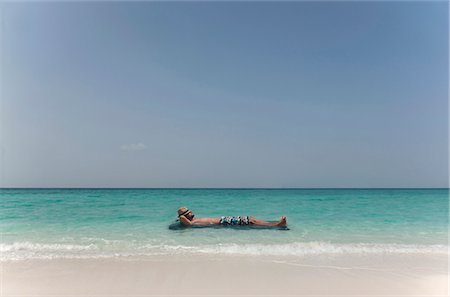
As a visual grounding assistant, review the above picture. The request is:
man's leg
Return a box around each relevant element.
[249,216,287,227]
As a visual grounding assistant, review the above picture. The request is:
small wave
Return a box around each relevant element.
[1,241,447,261]
[0,242,99,261]
[0,242,98,252]
[190,242,448,256]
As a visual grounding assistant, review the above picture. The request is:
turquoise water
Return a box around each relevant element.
[1,188,448,260]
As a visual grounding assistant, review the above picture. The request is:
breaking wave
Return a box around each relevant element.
[1,241,447,261]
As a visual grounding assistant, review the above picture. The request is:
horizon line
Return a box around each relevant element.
[0,187,448,190]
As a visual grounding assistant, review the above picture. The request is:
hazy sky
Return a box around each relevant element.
[0,2,448,188]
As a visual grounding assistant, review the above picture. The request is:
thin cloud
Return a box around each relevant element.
[120,143,147,151]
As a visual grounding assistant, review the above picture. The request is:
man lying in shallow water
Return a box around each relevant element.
[177,207,287,227]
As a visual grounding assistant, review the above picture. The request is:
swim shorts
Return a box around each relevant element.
[219,216,250,226]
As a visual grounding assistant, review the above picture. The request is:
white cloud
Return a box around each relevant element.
[120,143,147,151]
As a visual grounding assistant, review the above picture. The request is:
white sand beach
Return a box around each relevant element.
[2,253,447,296]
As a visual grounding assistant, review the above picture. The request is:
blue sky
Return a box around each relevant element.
[0,2,448,188]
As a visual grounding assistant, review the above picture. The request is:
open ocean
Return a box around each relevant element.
[1,188,448,260]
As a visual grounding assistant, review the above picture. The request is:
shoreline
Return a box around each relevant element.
[2,253,448,296]
[2,241,447,261]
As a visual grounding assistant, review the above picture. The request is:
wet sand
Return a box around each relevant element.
[1,253,448,296]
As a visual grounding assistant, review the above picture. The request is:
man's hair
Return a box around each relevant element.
[177,207,189,217]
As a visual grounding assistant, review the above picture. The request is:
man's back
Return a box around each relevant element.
[180,216,221,226]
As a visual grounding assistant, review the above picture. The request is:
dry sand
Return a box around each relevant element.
[1,253,448,296]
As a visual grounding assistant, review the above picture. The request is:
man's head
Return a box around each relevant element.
[178,207,195,220]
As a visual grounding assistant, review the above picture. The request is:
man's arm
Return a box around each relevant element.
[179,215,192,226]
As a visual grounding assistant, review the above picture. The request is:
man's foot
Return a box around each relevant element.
[275,216,287,227]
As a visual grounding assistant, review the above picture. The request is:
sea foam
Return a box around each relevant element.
[1,241,447,261]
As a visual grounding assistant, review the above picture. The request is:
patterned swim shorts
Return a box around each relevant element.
[219,216,250,226]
